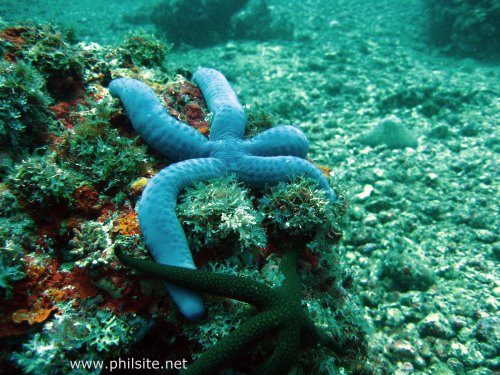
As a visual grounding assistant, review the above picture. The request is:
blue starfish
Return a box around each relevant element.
[109,68,336,320]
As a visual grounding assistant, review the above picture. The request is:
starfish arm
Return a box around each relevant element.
[185,309,283,375]
[237,155,337,201]
[109,78,210,161]
[115,246,277,308]
[138,158,226,320]
[278,245,302,295]
[192,68,246,141]
[245,125,309,158]
[251,325,300,375]
[301,318,343,355]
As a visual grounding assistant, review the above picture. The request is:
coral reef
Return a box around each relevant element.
[149,0,249,47]
[0,18,369,374]
[0,22,164,372]
[425,0,500,59]
[132,0,293,47]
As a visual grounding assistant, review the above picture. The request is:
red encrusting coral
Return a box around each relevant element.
[49,100,83,129]
[97,202,116,222]
[163,80,210,136]
[112,209,141,237]
[11,307,56,325]
[72,185,101,215]
[0,255,99,337]
[99,271,154,314]
[32,211,78,248]
[0,248,160,336]
[0,27,27,62]
[302,248,319,268]
[0,27,27,45]
[316,163,332,177]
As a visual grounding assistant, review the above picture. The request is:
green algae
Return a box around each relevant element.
[0,61,52,158]
[177,175,266,256]
[120,31,170,68]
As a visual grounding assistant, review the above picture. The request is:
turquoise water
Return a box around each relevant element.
[0,1,498,374]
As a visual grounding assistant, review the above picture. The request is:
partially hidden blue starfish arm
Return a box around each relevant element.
[237,156,336,201]
[192,68,246,141]
[244,125,309,158]
[109,78,210,161]
[138,158,227,320]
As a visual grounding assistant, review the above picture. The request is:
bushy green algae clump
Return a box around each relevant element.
[0,61,52,158]
[120,31,171,68]
[0,23,84,99]
[11,303,147,375]
[9,152,81,211]
[66,97,151,195]
[177,175,267,257]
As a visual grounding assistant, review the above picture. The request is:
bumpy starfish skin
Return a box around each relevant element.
[109,68,335,320]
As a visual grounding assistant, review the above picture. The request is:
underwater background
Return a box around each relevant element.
[0,0,498,373]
